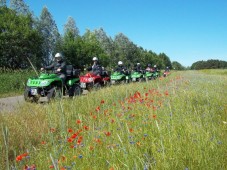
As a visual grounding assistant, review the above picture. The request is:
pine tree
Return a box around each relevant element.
[37,6,60,65]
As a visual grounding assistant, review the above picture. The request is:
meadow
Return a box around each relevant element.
[0,69,35,98]
[0,70,227,170]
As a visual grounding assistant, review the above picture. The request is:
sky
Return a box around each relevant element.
[23,0,227,67]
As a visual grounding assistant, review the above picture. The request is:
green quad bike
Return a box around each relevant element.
[110,71,131,85]
[144,71,155,81]
[152,70,161,79]
[24,65,82,102]
[131,71,145,82]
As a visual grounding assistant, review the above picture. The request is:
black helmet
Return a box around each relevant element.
[148,64,151,67]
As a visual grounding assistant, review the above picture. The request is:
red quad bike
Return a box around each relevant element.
[79,72,110,91]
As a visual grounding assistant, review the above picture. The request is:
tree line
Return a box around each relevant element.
[191,60,227,70]
[0,0,189,71]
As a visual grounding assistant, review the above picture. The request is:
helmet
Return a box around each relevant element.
[118,61,123,65]
[148,64,151,67]
[154,65,157,68]
[55,53,63,58]
[93,57,98,61]
[137,63,140,65]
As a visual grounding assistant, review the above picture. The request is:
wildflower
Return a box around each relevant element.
[89,146,94,150]
[68,128,73,133]
[76,120,82,124]
[105,131,111,136]
[78,155,83,159]
[110,119,115,123]
[164,91,169,96]
[67,138,73,143]
[152,114,157,119]
[41,141,46,145]
[16,155,23,162]
[83,125,89,130]
[101,100,105,104]
[77,136,83,145]
[93,115,97,119]
[95,106,100,112]
[129,128,134,133]
[16,153,28,162]
[49,165,54,168]
[50,128,56,133]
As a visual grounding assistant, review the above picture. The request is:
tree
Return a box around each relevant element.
[64,16,79,38]
[0,0,6,7]
[0,7,43,69]
[172,61,185,70]
[113,33,139,68]
[37,6,60,65]
[94,28,114,56]
[10,0,31,16]
[158,53,172,69]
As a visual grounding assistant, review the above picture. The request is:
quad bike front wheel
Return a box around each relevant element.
[68,84,82,97]
[47,86,62,101]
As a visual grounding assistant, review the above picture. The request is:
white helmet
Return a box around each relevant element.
[55,53,63,58]
[154,65,157,68]
[137,63,140,65]
[93,57,98,61]
[118,61,123,65]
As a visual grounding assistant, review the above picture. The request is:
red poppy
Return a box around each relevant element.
[83,125,89,130]
[68,128,73,133]
[95,106,100,112]
[105,131,111,136]
[129,128,134,133]
[153,114,157,119]
[100,100,105,104]
[76,120,82,124]
[16,155,23,162]
[67,138,73,143]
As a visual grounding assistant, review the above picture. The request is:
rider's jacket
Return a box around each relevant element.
[44,60,66,74]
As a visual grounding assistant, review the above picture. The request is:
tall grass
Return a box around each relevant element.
[0,70,227,169]
[0,68,35,98]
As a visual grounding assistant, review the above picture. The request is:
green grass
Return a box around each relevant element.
[0,70,227,169]
[0,69,35,98]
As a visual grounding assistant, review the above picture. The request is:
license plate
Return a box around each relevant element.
[30,88,37,95]
[80,83,86,88]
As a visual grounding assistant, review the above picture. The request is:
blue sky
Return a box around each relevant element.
[24,0,227,67]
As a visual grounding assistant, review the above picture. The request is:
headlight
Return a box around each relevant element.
[40,80,49,86]
[88,78,94,82]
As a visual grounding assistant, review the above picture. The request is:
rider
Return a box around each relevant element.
[87,56,102,76]
[165,66,170,72]
[114,61,127,74]
[41,53,66,84]
[145,64,152,72]
[134,63,143,73]
[153,65,158,72]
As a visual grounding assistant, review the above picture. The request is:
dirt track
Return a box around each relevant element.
[0,95,24,113]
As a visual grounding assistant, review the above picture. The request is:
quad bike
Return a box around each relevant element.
[24,65,82,102]
[144,71,155,81]
[110,71,131,85]
[163,71,170,77]
[131,71,145,82]
[79,71,110,91]
[151,70,161,79]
